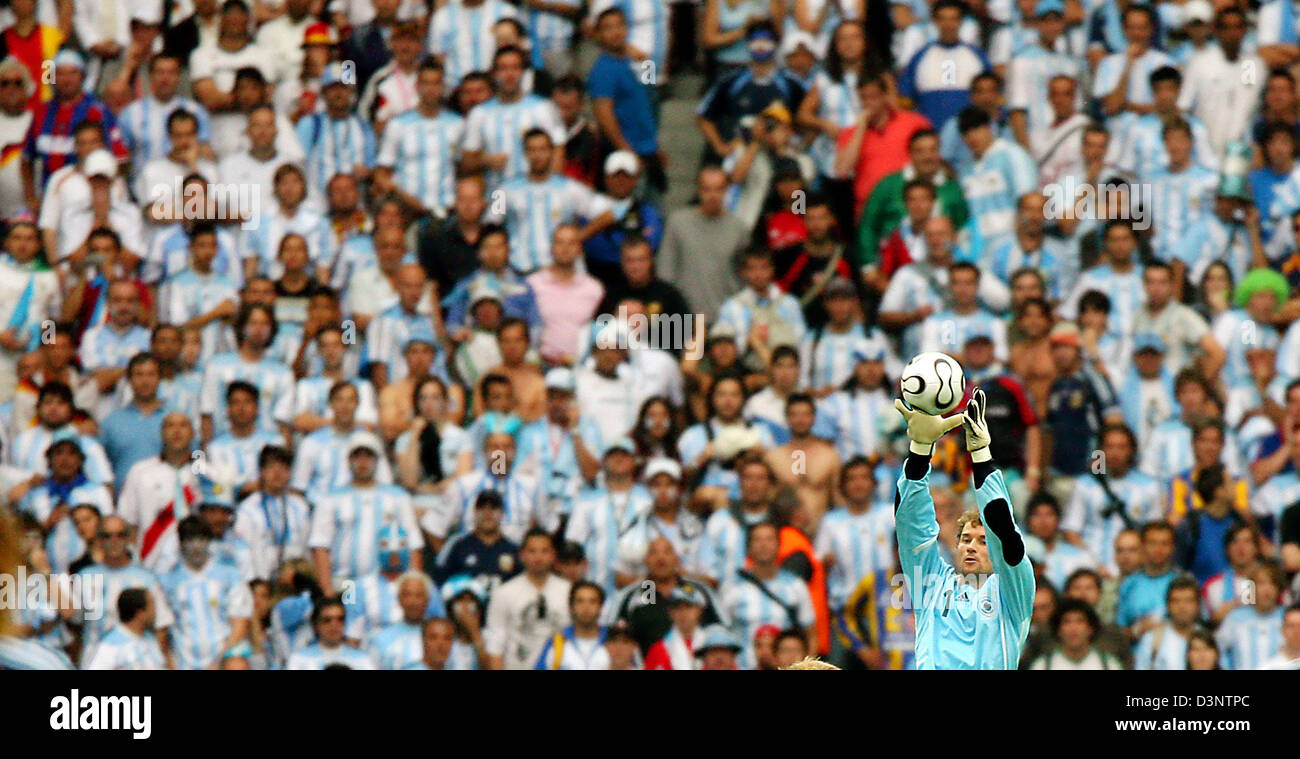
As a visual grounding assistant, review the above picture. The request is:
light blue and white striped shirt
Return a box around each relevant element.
[961,138,1038,248]
[715,284,808,354]
[564,485,653,592]
[515,418,603,519]
[295,112,377,197]
[345,571,447,644]
[1062,263,1147,340]
[1118,111,1218,182]
[720,569,816,669]
[1174,214,1254,284]
[160,558,253,670]
[495,174,607,272]
[75,562,176,664]
[1217,605,1284,671]
[291,426,395,503]
[428,469,545,543]
[1149,164,1219,262]
[919,307,1009,360]
[232,490,313,581]
[814,388,896,461]
[370,620,425,670]
[1062,470,1165,573]
[145,223,243,287]
[588,0,671,73]
[427,0,519,88]
[82,625,167,670]
[287,641,378,670]
[199,352,296,437]
[364,304,439,385]
[378,108,464,216]
[308,485,425,583]
[78,323,150,372]
[119,95,213,164]
[815,504,896,610]
[158,269,239,361]
[240,203,329,280]
[808,69,860,177]
[7,426,114,485]
[461,94,567,187]
[21,481,113,574]
[205,430,283,489]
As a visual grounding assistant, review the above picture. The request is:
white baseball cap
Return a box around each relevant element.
[603,150,640,176]
[82,149,117,179]
[348,430,385,456]
[1182,0,1213,24]
[643,457,683,483]
[544,367,576,393]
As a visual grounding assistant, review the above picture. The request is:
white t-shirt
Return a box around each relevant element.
[483,573,572,671]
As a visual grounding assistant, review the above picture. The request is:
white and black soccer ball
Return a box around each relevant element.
[899,352,965,416]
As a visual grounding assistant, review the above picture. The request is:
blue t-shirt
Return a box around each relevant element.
[1189,512,1237,584]
[587,53,658,155]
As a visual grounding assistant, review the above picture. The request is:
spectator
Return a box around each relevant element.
[1028,598,1126,669]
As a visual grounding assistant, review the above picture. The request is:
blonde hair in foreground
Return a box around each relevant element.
[781,657,840,670]
[0,507,19,637]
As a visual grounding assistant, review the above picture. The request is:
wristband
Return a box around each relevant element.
[909,440,933,457]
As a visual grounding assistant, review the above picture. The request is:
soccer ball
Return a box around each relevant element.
[899,352,966,416]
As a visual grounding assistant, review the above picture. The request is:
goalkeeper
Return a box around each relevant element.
[893,389,1035,670]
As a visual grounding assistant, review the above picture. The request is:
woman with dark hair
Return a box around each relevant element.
[1185,628,1223,670]
[796,19,882,233]
[395,375,473,499]
[444,584,489,670]
[1193,260,1235,324]
[631,395,682,461]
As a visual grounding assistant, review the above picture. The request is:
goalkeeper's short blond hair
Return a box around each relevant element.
[780,657,840,670]
[956,508,982,541]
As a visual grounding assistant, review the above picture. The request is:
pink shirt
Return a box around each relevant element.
[526,268,605,364]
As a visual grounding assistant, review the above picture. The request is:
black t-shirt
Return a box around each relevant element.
[1282,502,1300,549]
[979,375,1038,472]
[432,533,521,590]
[418,217,482,298]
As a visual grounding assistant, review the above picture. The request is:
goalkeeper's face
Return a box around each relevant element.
[957,523,993,576]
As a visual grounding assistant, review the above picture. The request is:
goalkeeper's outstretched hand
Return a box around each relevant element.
[963,388,993,462]
[894,399,964,450]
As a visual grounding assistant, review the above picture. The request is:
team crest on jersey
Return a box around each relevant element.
[978,595,995,617]
[499,554,514,573]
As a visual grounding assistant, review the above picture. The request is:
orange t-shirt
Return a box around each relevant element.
[837,108,933,219]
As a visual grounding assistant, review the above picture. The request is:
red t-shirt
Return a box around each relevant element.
[837,109,932,218]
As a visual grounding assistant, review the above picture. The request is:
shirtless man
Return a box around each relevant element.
[378,337,467,441]
[481,318,545,422]
[766,394,841,533]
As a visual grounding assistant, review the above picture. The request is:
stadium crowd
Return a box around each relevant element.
[1,0,1299,671]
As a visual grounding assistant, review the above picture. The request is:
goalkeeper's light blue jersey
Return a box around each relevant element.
[895,464,1035,669]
